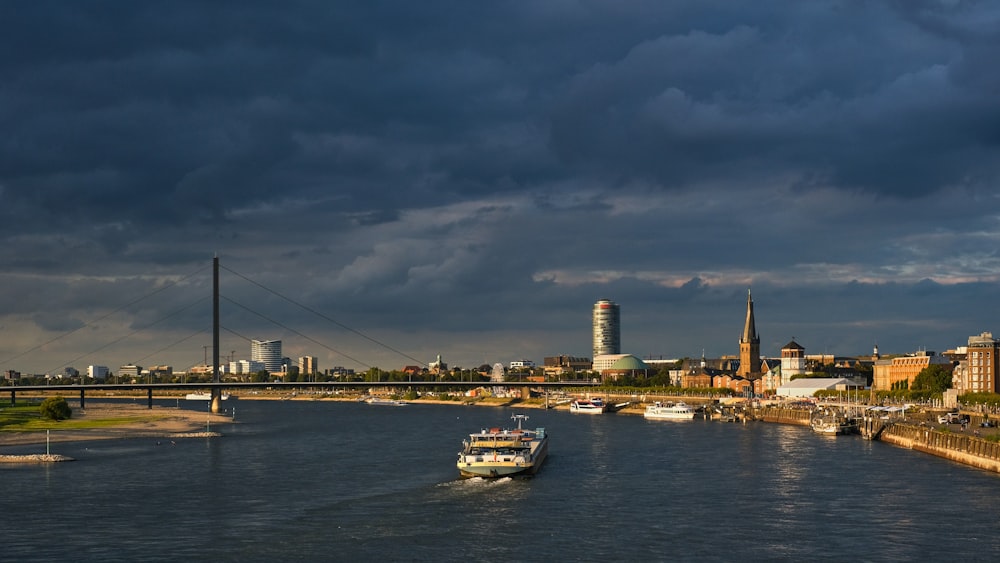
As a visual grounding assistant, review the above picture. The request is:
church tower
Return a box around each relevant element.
[737,288,761,377]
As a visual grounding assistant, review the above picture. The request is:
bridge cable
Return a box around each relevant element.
[2,264,210,367]
[221,296,372,369]
[133,328,209,367]
[220,265,426,367]
[44,296,211,375]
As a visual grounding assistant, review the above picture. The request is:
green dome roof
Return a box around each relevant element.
[609,355,650,371]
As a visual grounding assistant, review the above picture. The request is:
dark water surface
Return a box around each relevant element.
[3,399,999,562]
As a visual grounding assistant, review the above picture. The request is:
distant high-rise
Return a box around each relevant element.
[251,339,283,373]
[592,299,621,358]
[298,356,318,375]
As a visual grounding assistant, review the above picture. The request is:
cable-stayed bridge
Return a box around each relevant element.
[3,257,596,411]
[4,380,599,409]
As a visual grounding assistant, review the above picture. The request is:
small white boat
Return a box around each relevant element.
[570,397,606,414]
[644,401,696,420]
[811,418,858,435]
[184,392,231,401]
[365,397,408,406]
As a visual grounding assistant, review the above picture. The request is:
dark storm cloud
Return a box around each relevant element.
[550,3,1000,196]
[4,0,994,229]
[2,1,1000,372]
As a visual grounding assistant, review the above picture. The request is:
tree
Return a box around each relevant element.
[911,364,953,393]
[40,396,72,420]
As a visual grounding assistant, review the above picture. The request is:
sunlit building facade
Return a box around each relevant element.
[298,356,318,375]
[592,299,621,358]
[964,332,999,393]
[872,350,951,391]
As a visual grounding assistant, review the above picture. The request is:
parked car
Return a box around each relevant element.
[948,413,970,424]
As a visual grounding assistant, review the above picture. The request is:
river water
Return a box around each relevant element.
[3,399,998,562]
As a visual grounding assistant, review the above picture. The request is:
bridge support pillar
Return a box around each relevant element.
[147,388,153,409]
[80,389,85,409]
[10,390,15,406]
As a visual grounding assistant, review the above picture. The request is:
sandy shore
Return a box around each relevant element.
[0,404,233,448]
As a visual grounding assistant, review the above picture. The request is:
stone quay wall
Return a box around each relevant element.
[880,423,1000,473]
[752,406,811,426]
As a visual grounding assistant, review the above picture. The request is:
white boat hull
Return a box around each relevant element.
[811,421,857,435]
[365,398,407,406]
[184,393,231,401]
[644,410,696,420]
[643,402,696,420]
[570,399,606,414]
[457,439,548,478]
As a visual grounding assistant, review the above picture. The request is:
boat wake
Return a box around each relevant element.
[439,476,513,489]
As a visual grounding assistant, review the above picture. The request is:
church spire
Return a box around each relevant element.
[737,288,761,377]
[741,288,758,344]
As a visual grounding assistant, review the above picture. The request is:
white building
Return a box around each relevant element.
[509,360,535,369]
[490,363,505,382]
[88,365,110,380]
[251,340,283,373]
[230,359,265,375]
[592,354,630,373]
[780,340,807,383]
[429,354,448,373]
[776,378,859,398]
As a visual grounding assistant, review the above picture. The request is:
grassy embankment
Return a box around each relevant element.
[0,402,165,433]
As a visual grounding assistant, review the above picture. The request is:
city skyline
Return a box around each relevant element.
[0,278,982,376]
[2,3,1000,373]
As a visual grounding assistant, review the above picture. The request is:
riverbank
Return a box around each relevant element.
[0,403,232,449]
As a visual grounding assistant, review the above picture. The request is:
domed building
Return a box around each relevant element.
[602,354,651,381]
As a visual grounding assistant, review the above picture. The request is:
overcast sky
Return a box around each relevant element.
[2,1,1000,374]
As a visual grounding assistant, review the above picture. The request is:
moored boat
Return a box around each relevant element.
[185,392,231,401]
[457,414,548,478]
[365,397,408,406]
[644,401,696,420]
[570,397,606,414]
[810,406,858,435]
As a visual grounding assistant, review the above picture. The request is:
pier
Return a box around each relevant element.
[860,416,888,440]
